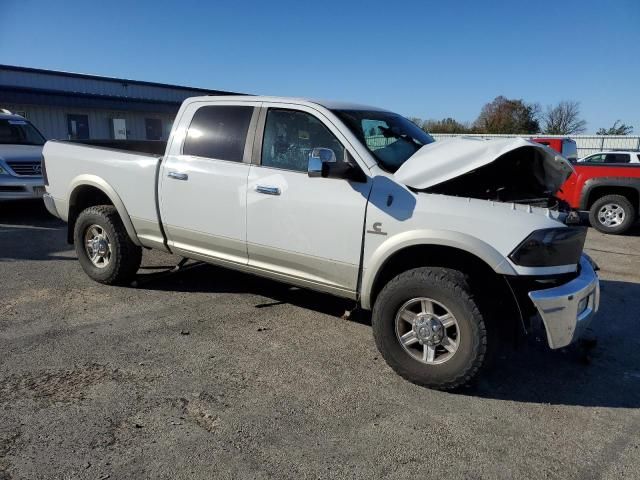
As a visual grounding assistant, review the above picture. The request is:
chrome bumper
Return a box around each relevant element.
[528,255,600,349]
[0,175,45,200]
[42,192,60,218]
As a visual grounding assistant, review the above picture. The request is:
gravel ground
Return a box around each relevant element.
[1,200,639,480]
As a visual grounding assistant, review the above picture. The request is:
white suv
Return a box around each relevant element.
[578,151,640,164]
[0,111,47,200]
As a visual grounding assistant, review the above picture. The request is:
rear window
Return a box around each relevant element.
[183,106,254,162]
[561,140,578,161]
[0,119,46,145]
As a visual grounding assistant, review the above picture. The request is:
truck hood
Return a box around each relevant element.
[394,137,574,191]
[0,144,44,163]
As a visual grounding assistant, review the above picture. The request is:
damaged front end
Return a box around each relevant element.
[394,137,575,212]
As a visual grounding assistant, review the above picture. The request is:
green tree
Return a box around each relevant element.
[596,120,633,135]
[474,96,540,134]
[542,100,586,135]
[423,117,471,134]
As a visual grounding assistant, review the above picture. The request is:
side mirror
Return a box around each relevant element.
[307,147,366,182]
[308,148,336,178]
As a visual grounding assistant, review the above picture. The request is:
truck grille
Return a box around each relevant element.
[7,161,42,176]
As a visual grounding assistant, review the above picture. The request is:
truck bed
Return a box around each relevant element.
[42,140,166,249]
[69,139,168,156]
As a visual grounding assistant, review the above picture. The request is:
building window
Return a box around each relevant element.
[67,114,90,140]
[145,118,163,140]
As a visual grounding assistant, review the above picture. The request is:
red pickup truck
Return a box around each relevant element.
[557,158,640,234]
[531,138,640,234]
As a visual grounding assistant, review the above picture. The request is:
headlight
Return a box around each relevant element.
[0,165,7,175]
[509,227,587,267]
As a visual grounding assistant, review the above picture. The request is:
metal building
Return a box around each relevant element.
[0,64,239,141]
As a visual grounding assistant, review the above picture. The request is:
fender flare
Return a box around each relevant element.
[67,174,141,246]
[359,229,516,310]
[579,177,640,210]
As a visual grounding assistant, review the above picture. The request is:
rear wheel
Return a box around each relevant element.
[589,194,635,234]
[372,267,488,390]
[74,205,142,285]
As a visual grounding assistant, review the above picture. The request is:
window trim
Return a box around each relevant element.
[254,105,360,176]
[180,104,259,164]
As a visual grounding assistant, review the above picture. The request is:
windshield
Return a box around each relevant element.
[0,119,46,146]
[332,109,434,172]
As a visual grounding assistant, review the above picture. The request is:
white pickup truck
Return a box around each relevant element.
[42,96,600,390]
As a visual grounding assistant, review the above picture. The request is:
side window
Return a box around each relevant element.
[603,153,630,164]
[261,109,346,172]
[583,154,605,163]
[183,105,254,162]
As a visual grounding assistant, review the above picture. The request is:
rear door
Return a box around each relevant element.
[245,103,371,295]
[159,100,260,264]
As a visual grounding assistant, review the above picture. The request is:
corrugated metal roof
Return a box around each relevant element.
[0,64,244,103]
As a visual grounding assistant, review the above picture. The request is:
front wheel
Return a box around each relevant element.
[372,267,488,390]
[588,194,636,235]
[74,205,142,285]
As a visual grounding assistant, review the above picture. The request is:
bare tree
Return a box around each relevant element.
[542,101,587,135]
[596,120,634,135]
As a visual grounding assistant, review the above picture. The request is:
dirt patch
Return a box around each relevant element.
[0,431,21,478]
[0,363,123,405]
[179,393,223,433]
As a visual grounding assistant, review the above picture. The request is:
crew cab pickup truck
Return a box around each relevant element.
[558,153,640,234]
[0,111,47,200]
[42,96,600,390]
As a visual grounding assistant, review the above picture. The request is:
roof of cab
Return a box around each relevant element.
[184,95,389,112]
[0,112,27,121]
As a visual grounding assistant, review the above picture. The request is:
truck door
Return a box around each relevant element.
[246,105,371,295]
[159,101,260,264]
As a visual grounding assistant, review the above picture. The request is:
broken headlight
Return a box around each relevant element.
[509,227,587,267]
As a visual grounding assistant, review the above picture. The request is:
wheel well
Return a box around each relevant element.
[587,186,639,211]
[67,185,114,243]
[368,244,523,337]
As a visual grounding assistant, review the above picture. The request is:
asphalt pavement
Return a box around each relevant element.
[1,200,639,479]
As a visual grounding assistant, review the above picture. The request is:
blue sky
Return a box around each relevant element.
[1,0,638,133]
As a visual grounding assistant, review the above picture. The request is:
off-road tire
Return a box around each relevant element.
[588,194,636,235]
[372,267,488,390]
[74,205,142,285]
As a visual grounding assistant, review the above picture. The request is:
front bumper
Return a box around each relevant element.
[0,175,45,200]
[528,254,600,349]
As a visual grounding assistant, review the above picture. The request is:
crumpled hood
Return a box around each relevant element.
[394,136,574,191]
[0,144,44,163]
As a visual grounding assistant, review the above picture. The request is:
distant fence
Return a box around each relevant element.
[430,134,640,159]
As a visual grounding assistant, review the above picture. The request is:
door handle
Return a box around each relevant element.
[168,171,188,181]
[255,185,281,196]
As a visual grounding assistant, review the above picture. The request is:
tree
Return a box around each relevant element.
[542,100,586,135]
[596,120,633,135]
[423,117,471,134]
[474,96,540,134]
[408,117,424,128]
